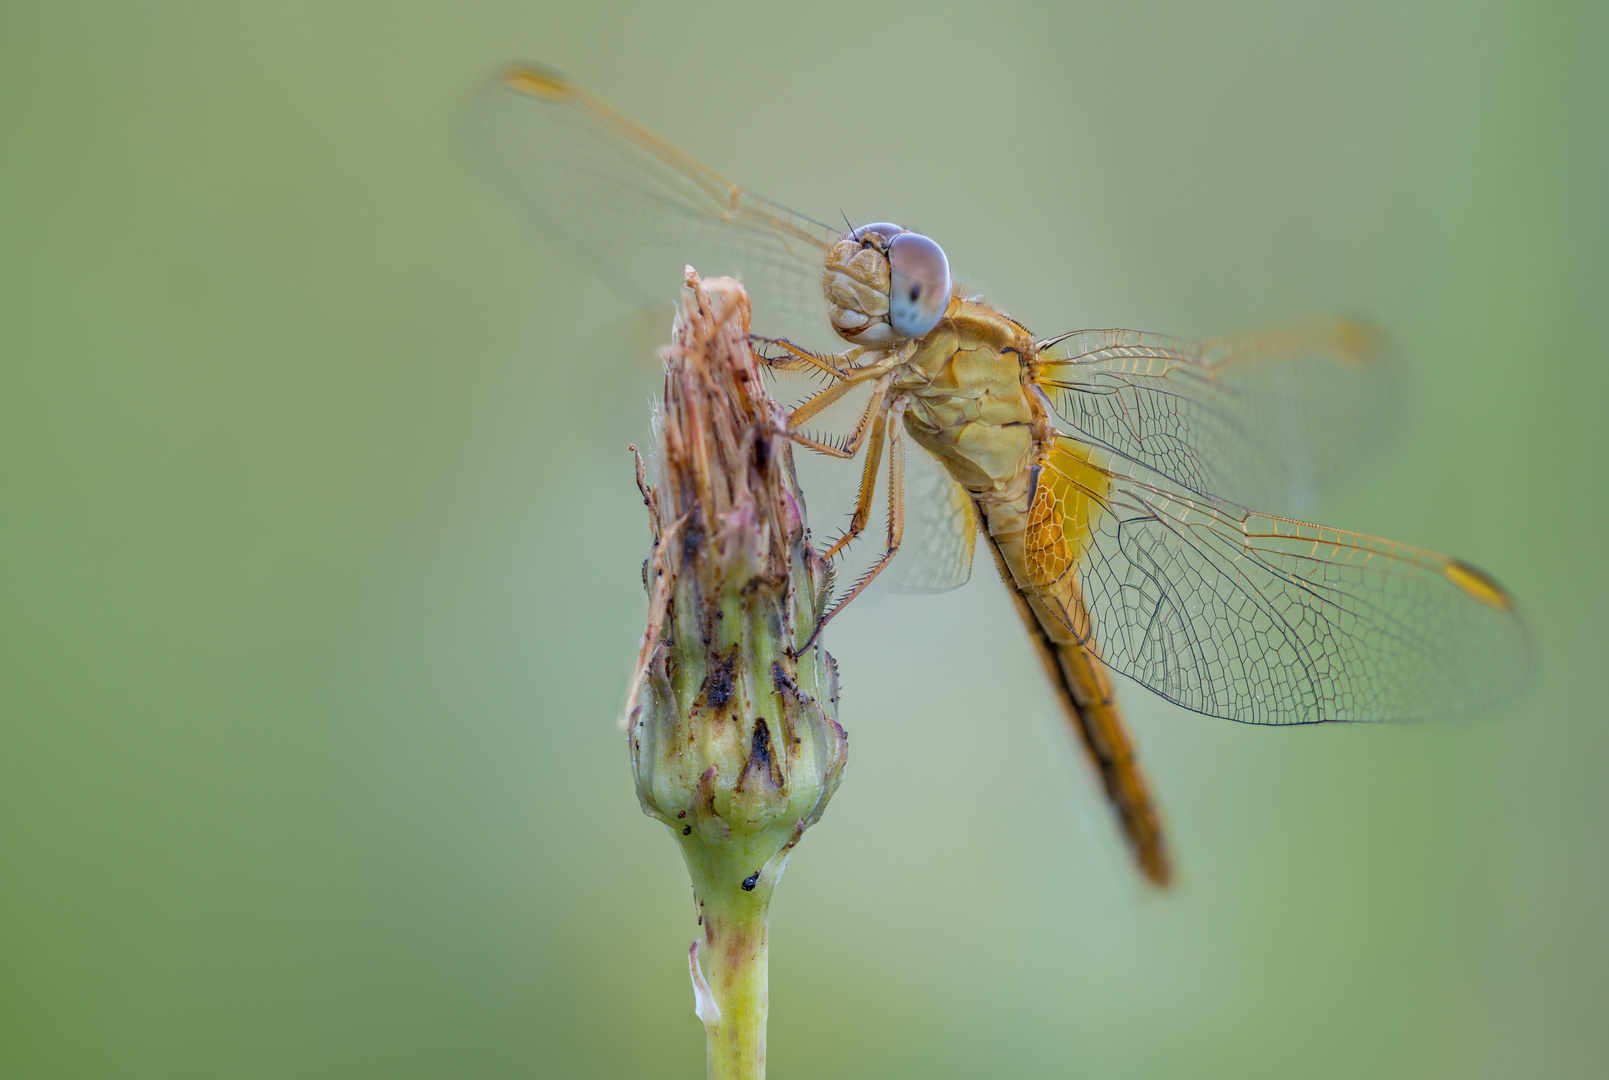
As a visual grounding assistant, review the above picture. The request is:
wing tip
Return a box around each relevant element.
[500,63,572,101]
[1443,558,1515,612]
[1327,317,1389,367]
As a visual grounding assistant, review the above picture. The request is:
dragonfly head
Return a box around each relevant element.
[823,223,952,345]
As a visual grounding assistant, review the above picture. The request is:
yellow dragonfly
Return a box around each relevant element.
[481,66,1532,886]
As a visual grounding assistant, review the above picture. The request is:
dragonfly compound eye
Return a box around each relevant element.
[886,231,951,338]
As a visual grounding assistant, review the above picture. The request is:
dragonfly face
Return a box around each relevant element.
[823,223,953,344]
[481,65,1533,887]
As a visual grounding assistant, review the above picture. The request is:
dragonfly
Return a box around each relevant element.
[480,65,1532,886]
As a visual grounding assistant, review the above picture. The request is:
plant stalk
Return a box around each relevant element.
[685,832,777,1079]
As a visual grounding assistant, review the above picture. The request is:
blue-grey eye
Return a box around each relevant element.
[886,232,950,338]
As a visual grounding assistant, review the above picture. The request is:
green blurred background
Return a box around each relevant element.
[3,2,1605,1077]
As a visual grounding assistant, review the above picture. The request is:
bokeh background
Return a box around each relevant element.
[3,3,1605,1077]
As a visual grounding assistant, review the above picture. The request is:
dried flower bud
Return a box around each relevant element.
[626,270,847,1075]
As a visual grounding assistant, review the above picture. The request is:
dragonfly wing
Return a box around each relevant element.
[886,438,977,594]
[1023,439,1531,723]
[476,66,841,350]
[1035,323,1395,513]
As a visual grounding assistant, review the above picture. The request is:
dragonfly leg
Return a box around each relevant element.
[783,430,860,459]
[751,335,857,379]
[784,370,892,461]
[797,397,910,653]
[754,335,904,382]
[818,386,890,560]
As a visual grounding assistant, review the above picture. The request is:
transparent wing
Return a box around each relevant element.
[886,437,977,594]
[475,65,841,350]
[1020,439,1531,724]
[1035,323,1396,513]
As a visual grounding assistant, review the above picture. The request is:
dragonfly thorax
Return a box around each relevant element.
[823,223,952,345]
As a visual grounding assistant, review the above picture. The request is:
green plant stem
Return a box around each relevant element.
[683,831,779,1080]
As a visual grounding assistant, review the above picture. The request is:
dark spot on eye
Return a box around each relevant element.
[741,872,760,891]
[909,285,921,301]
[683,825,692,835]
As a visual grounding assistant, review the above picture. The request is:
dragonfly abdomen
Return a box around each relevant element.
[896,307,1171,884]
[980,488,1172,887]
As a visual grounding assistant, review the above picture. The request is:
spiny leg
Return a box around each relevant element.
[755,338,903,461]
[819,391,890,560]
[751,335,858,380]
[786,362,888,432]
[798,397,911,652]
[754,335,901,383]
[785,375,891,468]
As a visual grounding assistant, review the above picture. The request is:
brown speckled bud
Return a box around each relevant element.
[625,271,846,1078]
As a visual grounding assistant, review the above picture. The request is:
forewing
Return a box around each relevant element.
[1035,324,1395,513]
[476,66,840,349]
[1023,440,1531,723]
